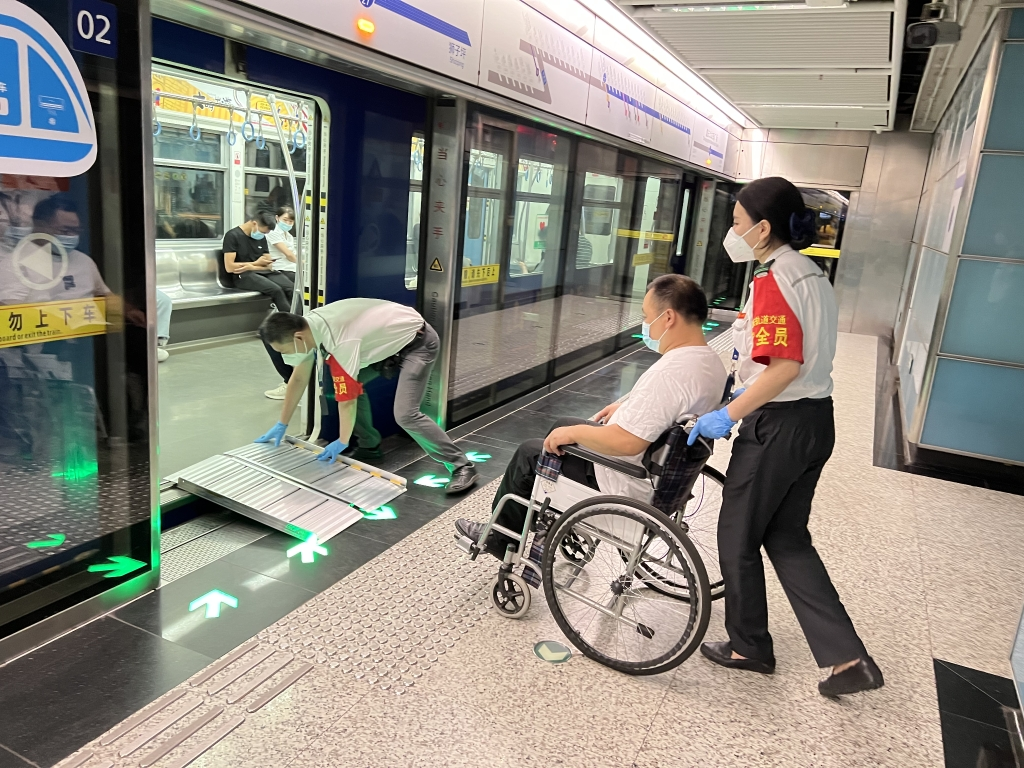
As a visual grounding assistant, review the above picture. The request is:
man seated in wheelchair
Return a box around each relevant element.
[455,274,727,567]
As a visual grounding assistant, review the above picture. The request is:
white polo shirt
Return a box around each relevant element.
[595,346,727,500]
[306,298,423,402]
[266,226,296,273]
[730,245,837,401]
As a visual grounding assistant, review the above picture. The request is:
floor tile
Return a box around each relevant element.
[0,617,212,767]
[934,660,1013,729]
[521,389,609,419]
[562,372,633,402]
[114,559,315,660]
[938,710,1015,768]
[0,746,33,768]
[473,408,559,443]
[222,530,392,594]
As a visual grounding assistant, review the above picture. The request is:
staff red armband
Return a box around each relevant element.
[325,355,363,402]
[751,272,804,365]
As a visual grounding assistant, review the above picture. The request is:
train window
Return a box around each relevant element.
[154,167,225,239]
[153,125,222,165]
[244,139,308,174]
[406,134,424,289]
[243,174,305,219]
[580,173,624,268]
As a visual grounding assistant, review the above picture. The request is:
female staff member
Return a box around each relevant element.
[688,177,883,698]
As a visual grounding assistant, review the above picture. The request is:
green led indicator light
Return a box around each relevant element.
[88,555,146,578]
[414,474,449,488]
[465,451,491,463]
[534,640,572,664]
[189,589,238,619]
[287,534,328,563]
[25,533,66,549]
[631,333,643,339]
[362,505,397,520]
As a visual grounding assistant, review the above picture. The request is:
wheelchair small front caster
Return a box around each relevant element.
[491,572,531,618]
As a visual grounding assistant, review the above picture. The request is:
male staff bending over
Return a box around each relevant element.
[256,299,478,494]
[456,275,728,552]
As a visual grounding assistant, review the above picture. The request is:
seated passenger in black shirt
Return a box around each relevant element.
[223,210,296,398]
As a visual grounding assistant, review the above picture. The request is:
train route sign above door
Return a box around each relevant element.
[0,0,97,177]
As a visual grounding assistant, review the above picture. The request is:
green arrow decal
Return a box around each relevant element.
[414,474,450,488]
[362,505,397,520]
[534,641,572,664]
[287,534,329,563]
[25,533,66,549]
[189,590,238,619]
[465,452,491,463]
[87,555,147,578]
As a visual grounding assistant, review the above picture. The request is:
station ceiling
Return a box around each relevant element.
[614,0,903,131]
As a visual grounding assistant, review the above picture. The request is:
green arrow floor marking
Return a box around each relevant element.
[362,505,397,520]
[25,533,66,549]
[87,555,146,578]
[534,641,573,664]
[189,590,238,619]
[414,474,450,488]
[287,534,329,563]
[465,452,491,463]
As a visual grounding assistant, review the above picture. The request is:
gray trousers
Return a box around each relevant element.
[348,323,467,470]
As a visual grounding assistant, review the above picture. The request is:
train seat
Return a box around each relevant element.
[156,245,264,308]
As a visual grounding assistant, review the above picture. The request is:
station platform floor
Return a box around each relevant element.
[1,334,1023,767]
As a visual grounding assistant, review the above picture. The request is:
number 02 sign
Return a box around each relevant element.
[70,0,117,59]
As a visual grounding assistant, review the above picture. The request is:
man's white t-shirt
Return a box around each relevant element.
[730,246,837,401]
[594,346,727,500]
[266,226,296,273]
[306,298,423,388]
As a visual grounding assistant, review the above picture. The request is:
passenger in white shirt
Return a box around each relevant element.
[254,299,479,494]
[265,206,297,274]
[455,274,727,556]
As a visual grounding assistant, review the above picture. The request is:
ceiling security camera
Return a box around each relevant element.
[906,20,961,48]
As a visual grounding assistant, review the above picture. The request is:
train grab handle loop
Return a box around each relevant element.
[153,119,161,137]
[227,128,237,146]
[242,122,256,142]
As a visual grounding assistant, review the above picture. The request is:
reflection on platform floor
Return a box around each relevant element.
[158,339,305,478]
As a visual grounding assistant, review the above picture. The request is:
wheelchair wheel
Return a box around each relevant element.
[559,528,596,564]
[542,496,711,676]
[631,467,725,602]
[492,572,531,618]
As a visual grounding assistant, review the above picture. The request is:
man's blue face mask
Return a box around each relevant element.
[641,310,667,353]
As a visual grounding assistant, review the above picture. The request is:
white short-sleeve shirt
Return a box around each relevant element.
[306,298,423,387]
[730,246,837,401]
[594,346,727,500]
[266,226,296,273]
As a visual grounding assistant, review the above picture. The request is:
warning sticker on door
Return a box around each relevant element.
[0,296,107,349]
[461,264,500,287]
[429,258,443,272]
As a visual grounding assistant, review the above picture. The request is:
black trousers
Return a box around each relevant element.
[489,417,600,554]
[718,397,867,668]
[235,271,295,384]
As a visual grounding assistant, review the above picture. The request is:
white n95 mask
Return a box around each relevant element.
[723,224,760,263]
[281,337,314,366]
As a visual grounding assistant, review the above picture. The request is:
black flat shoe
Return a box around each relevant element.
[700,641,775,675]
[447,465,478,494]
[818,657,884,697]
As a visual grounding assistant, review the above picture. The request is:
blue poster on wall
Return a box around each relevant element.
[0,0,97,177]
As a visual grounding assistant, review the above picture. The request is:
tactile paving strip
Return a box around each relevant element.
[56,482,503,768]
[168,443,406,543]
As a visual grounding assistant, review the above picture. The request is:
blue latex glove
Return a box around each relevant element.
[687,407,737,445]
[730,387,747,401]
[317,439,348,462]
[255,421,288,447]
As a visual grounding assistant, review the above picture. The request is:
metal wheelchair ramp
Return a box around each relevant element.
[167,441,407,542]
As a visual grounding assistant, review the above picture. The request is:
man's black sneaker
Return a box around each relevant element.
[447,464,478,494]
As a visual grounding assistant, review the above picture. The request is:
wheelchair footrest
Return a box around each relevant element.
[454,535,477,556]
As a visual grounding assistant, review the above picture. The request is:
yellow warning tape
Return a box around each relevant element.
[801,247,841,259]
[0,297,108,349]
[616,229,674,241]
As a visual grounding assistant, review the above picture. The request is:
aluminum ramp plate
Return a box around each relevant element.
[168,442,406,542]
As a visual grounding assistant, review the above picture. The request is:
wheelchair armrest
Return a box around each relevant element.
[562,445,649,479]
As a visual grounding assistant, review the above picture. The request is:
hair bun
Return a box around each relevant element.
[788,209,816,250]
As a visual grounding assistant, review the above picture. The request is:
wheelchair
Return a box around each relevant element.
[454,417,724,676]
